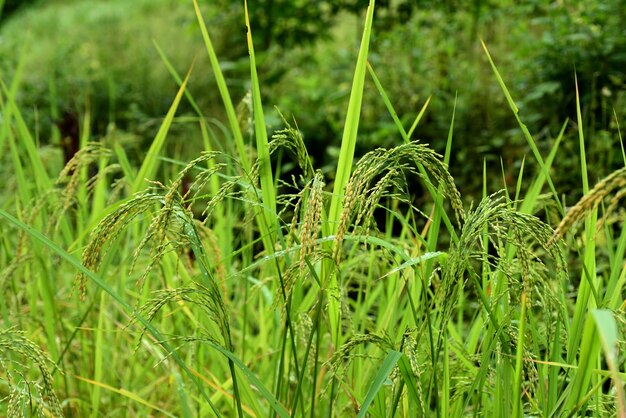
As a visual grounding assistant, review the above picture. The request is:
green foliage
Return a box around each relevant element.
[532,0,626,123]
[0,0,40,23]
[0,330,64,417]
[1,1,626,417]
[521,0,626,195]
[270,6,530,195]
[211,0,416,50]
[0,0,236,155]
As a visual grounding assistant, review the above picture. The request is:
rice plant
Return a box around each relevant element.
[0,0,625,417]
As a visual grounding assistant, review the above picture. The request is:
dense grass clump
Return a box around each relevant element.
[0,1,625,417]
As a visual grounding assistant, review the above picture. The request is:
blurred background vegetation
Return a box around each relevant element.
[1,0,625,201]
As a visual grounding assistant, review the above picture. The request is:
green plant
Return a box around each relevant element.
[0,329,64,418]
[1,0,625,416]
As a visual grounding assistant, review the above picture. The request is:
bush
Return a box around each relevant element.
[520,0,626,196]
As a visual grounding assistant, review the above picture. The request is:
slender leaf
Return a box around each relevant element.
[356,350,402,418]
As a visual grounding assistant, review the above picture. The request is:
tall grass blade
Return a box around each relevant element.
[564,311,602,415]
[407,96,432,139]
[324,0,376,347]
[244,0,276,221]
[356,350,402,418]
[0,36,27,152]
[592,310,626,416]
[192,0,250,173]
[397,354,421,413]
[512,292,527,418]
[1,80,53,193]
[568,74,598,362]
[519,120,566,215]
[90,291,106,417]
[480,40,563,214]
[327,0,376,235]
[153,40,205,118]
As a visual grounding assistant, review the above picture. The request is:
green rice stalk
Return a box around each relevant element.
[550,166,626,245]
[366,63,459,243]
[407,97,432,139]
[481,40,563,215]
[357,350,403,418]
[319,0,377,356]
[564,311,602,415]
[90,291,106,417]
[192,0,250,173]
[567,76,599,370]
[512,292,528,417]
[153,40,205,119]
[0,329,64,418]
[592,310,626,416]
[244,0,277,225]
[327,0,376,236]
[0,207,227,416]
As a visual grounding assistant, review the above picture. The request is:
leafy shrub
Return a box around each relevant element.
[532,0,626,125]
[211,0,418,51]
[519,0,626,196]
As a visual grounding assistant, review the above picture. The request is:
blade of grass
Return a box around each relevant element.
[356,350,402,418]
[0,34,27,153]
[519,120,566,215]
[426,95,457,276]
[407,96,432,139]
[244,0,276,221]
[442,338,450,418]
[379,252,446,279]
[327,0,376,237]
[512,292,527,418]
[192,0,250,173]
[1,80,53,193]
[548,320,562,414]
[320,0,376,369]
[73,374,177,417]
[173,370,193,418]
[591,310,626,416]
[568,74,598,362]
[153,40,205,119]
[90,291,106,418]
[564,310,602,415]
[481,40,563,216]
